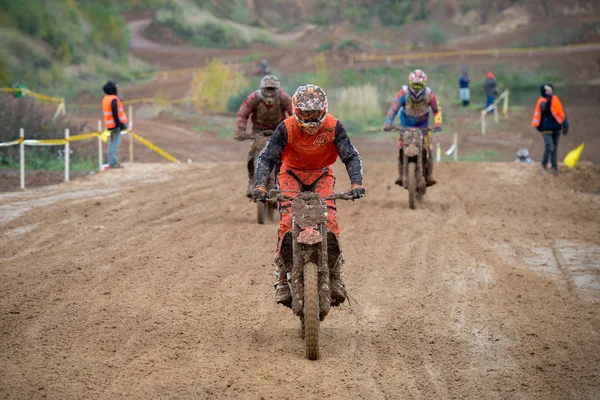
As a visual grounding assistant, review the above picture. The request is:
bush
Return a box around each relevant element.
[192,59,248,113]
[317,41,334,53]
[427,24,452,47]
[330,85,382,131]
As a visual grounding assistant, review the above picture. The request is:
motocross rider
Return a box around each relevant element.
[253,84,365,308]
[235,75,293,197]
[383,69,442,186]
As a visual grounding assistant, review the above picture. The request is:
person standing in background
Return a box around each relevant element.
[102,81,128,168]
[458,66,470,107]
[484,72,498,113]
[531,83,569,175]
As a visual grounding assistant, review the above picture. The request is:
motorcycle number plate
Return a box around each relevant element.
[297,228,323,245]
[405,145,419,157]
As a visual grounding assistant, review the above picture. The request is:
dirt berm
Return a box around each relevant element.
[1,161,599,399]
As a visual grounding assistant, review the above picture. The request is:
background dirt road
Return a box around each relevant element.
[1,157,599,399]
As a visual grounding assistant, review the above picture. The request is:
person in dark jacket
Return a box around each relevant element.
[101,81,129,168]
[458,66,470,107]
[484,72,498,113]
[531,84,569,174]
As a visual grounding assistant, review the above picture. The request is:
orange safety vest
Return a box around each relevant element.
[282,114,339,170]
[531,95,565,128]
[102,95,129,129]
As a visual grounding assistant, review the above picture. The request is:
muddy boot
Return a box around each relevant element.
[426,157,437,187]
[395,152,403,186]
[246,181,253,198]
[330,258,347,306]
[274,258,291,307]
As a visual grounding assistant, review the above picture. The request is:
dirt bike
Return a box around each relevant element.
[266,189,354,360]
[243,130,279,224]
[394,127,429,209]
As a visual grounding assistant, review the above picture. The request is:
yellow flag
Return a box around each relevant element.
[564,143,584,168]
[100,130,110,143]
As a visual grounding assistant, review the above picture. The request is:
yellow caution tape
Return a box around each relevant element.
[354,42,600,62]
[132,132,180,163]
[69,132,100,142]
[0,87,63,103]
[0,138,23,147]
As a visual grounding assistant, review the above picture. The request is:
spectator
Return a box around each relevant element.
[458,66,470,107]
[101,81,129,168]
[531,83,569,175]
[484,72,498,113]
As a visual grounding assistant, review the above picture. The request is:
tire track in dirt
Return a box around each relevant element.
[0,161,599,399]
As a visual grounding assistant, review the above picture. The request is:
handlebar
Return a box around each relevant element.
[265,190,355,203]
[386,126,432,133]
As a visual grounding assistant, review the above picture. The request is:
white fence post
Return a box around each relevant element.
[436,142,441,162]
[128,105,134,163]
[97,120,103,171]
[62,98,67,115]
[493,101,499,123]
[481,111,486,135]
[20,128,25,189]
[453,133,458,161]
[503,90,510,117]
[64,129,70,182]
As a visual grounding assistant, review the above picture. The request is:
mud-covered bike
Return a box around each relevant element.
[266,189,355,360]
[393,127,430,209]
[241,130,279,224]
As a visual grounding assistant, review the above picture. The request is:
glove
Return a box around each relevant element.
[234,129,248,141]
[253,185,267,202]
[433,125,442,133]
[562,129,568,136]
[350,184,366,199]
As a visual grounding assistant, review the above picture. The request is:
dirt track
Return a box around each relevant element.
[1,158,599,399]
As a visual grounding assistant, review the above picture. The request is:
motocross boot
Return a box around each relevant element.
[330,257,347,306]
[274,257,291,307]
[395,153,403,186]
[426,156,437,187]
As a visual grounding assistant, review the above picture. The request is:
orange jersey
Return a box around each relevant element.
[282,114,339,170]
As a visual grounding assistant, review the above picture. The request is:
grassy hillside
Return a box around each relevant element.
[0,0,168,97]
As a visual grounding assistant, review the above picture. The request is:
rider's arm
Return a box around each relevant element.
[255,122,287,188]
[334,121,363,185]
[383,90,405,130]
[281,91,293,118]
[236,92,258,132]
[430,91,442,128]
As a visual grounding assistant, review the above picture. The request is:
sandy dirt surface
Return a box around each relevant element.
[1,157,599,399]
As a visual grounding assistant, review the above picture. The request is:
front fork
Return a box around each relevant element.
[290,222,330,319]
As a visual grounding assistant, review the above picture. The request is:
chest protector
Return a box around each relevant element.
[252,92,284,129]
[282,114,338,170]
[403,86,432,117]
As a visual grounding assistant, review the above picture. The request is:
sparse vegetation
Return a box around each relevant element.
[193,59,248,113]
[0,95,94,168]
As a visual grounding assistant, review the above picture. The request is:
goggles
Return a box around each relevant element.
[296,110,323,123]
[261,87,278,98]
[409,82,426,91]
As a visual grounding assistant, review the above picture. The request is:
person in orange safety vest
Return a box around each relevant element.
[102,81,129,168]
[253,84,365,308]
[531,84,569,175]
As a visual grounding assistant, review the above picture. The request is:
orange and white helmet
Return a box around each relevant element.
[408,69,428,101]
[292,84,328,135]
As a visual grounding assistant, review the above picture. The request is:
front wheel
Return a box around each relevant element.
[303,261,320,360]
[408,162,416,210]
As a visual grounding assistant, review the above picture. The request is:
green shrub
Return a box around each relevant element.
[317,41,335,53]
[427,23,452,46]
